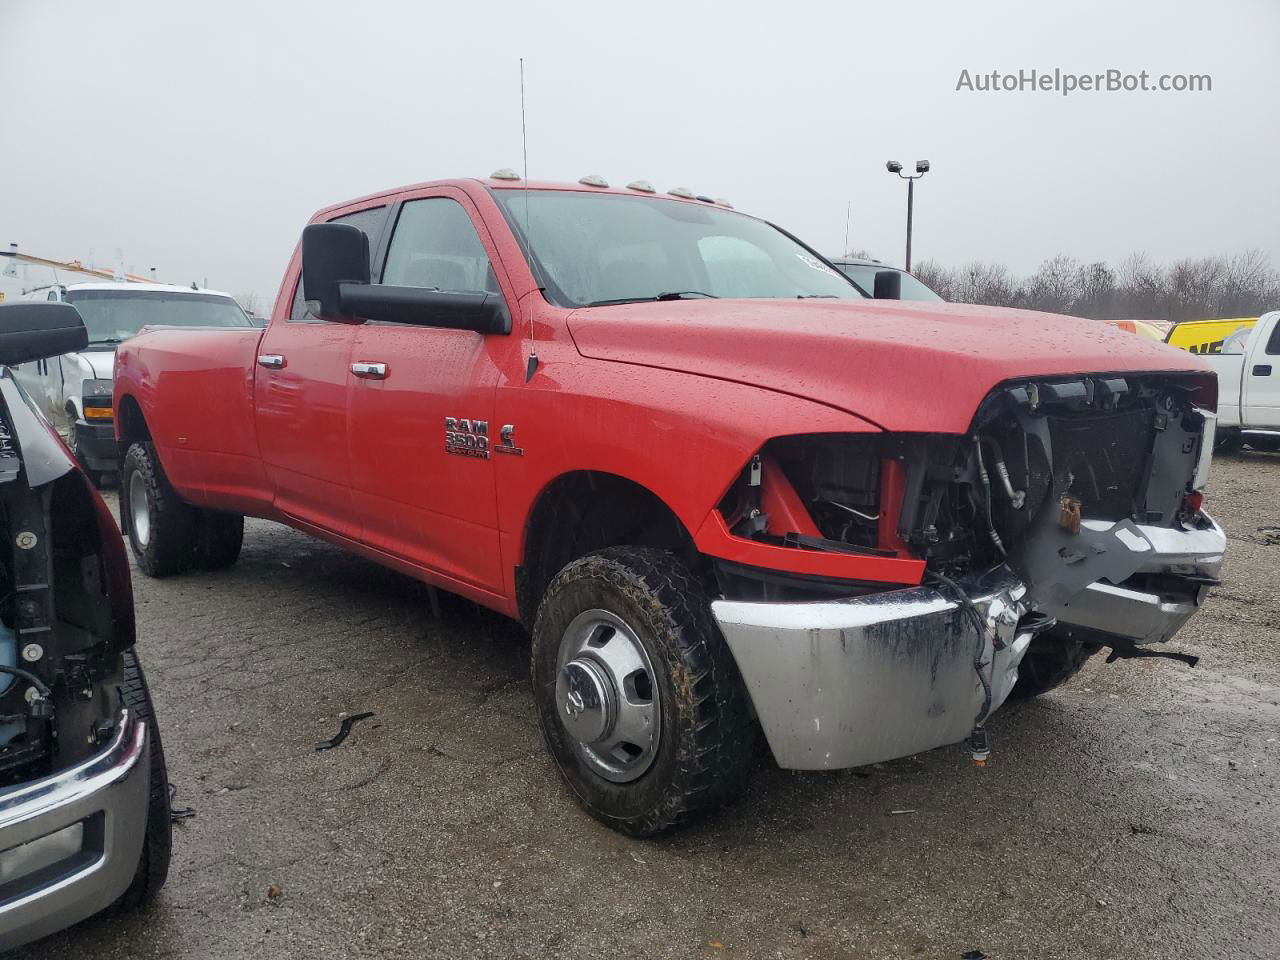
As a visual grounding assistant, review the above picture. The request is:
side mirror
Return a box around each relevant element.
[302,222,371,319]
[0,302,88,367]
[873,270,903,300]
[300,221,511,335]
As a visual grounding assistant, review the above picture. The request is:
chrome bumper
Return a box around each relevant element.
[711,569,1038,771]
[1039,514,1226,645]
[0,710,148,951]
[711,516,1226,772]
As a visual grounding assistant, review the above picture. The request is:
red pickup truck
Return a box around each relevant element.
[112,174,1225,835]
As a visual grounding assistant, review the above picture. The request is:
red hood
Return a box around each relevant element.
[567,298,1210,433]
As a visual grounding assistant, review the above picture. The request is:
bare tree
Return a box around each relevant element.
[912,259,955,299]
[235,292,261,317]
[957,262,1022,307]
[919,250,1278,322]
[1025,255,1084,314]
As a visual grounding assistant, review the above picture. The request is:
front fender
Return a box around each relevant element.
[1,371,76,488]
[495,358,881,591]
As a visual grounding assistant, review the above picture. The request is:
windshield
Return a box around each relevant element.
[495,190,864,307]
[834,263,943,302]
[65,289,251,344]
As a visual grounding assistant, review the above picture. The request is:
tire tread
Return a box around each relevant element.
[534,547,756,836]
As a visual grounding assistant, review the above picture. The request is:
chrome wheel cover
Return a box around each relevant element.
[555,609,661,783]
[129,472,151,547]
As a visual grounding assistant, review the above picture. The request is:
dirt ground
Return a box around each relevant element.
[12,451,1279,960]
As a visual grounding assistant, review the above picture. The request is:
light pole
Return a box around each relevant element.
[886,160,930,272]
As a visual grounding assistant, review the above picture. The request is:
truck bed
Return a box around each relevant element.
[114,326,272,515]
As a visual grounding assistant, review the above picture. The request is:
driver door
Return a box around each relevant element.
[346,190,510,594]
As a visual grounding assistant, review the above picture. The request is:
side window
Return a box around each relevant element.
[289,205,389,322]
[381,198,499,295]
[1267,321,1280,357]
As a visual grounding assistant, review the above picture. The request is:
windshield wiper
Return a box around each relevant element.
[87,338,125,346]
[797,294,839,299]
[587,291,719,307]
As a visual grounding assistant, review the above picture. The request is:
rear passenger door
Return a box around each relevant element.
[255,205,390,540]
[346,189,509,595]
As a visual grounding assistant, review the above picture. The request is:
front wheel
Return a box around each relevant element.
[1007,630,1101,700]
[531,547,756,836]
[113,648,172,910]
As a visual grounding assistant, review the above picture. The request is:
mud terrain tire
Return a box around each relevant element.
[1008,632,1101,700]
[532,547,756,836]
[122,442,196,577]
[113,648,172,910]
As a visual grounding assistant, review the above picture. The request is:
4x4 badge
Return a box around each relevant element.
[494,423,524,456]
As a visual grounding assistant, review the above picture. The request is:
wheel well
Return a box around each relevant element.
[518,471,697,627]
[116,395,151,444]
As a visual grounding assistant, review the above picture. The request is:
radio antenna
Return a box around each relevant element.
[520,58,539,383]
[843,200,851,257]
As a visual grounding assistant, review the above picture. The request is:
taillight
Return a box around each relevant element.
[1183,491,1205,515]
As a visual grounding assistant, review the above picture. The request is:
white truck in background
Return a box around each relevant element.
[1206,310,1280,451]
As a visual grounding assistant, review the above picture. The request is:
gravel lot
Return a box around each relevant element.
[12,451,1279,960]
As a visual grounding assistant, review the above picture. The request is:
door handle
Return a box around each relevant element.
[351,361,388,380]
[1253,364,1272,376]
[257,354,286,369]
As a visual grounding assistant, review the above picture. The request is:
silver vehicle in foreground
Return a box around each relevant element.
[0,301,170,951]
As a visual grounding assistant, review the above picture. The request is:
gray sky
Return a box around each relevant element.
[3,0,1277,304]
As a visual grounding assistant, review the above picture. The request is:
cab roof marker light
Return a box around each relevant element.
[626,179,656,193]
[579,174,609,188]
[714,198,734,208]
[490,168,521,180]
[667,187,695,199]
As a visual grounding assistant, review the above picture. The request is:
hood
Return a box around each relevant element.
[567,299,1210,433]
[77,350,116,381]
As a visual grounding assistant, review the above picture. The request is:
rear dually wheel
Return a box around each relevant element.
[122,442,245,577]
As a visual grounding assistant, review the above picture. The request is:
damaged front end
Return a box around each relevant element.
[708,371,1224,770]
[0,373,153,949]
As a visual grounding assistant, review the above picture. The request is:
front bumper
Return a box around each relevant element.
[711,516,1226,771]
[712,568,1038,771]
[1042,515,1226,645]
[73,420,118,472]
[0,710,148,951]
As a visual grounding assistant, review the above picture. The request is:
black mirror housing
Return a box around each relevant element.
[302,223,371,318]
[339,286,511,335]
[300,223,509,334]
[0,302,89,367]
[873,269,903,300]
